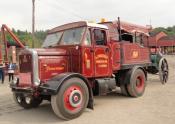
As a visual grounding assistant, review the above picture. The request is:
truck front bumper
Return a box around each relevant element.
[10,83,34,94]
[10,82,56,96]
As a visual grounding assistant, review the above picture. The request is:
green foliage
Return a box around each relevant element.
[5,29,47,48]
[3,25,175,48]
[153,26,175,36]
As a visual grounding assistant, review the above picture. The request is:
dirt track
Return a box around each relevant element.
[0,55,175,124]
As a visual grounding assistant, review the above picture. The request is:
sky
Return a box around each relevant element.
[0,0,174,32]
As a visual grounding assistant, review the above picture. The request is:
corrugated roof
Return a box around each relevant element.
[149,31,162,37]
[159,36,175,41]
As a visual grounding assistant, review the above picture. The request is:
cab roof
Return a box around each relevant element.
[48,21,108,34]
[101,21,150,35]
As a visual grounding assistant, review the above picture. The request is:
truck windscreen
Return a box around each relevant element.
[42,27,85,47]
[42,32,63,47]
[59,27,85,45]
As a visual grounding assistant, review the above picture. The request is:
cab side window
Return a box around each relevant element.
[94,29,106,45]
[84,29,91,46]
[134,33,144,46]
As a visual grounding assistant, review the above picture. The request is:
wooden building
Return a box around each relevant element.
[148,31,175,54]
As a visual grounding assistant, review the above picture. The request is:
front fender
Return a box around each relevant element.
[39,72,94,109]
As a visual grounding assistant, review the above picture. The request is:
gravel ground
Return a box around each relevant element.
[0,55,174,124]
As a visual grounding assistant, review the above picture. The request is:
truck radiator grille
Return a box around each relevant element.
[19,54,32,73]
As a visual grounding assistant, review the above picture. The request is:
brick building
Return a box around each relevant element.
[148,31,175,54]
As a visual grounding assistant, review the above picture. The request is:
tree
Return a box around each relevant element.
[5,29,47,48]
[153,26,175,36]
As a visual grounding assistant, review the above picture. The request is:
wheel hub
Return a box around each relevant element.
[74,95,79,102]
[69,90,82,108]
[64,85,83,111]
[136,76,144,92]
[136,79,141,87]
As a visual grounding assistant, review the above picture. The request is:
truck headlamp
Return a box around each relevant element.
[13,77,19,85]
[34,81,40,86]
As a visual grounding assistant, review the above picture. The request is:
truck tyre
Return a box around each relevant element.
[13,93,43,109]
[120,85,129,96]
[51,77,89,120]
[119,70,131,96]
[127,69,146,97]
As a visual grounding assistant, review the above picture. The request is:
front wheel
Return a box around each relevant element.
[13,93,43,109]
[51,77,89,120]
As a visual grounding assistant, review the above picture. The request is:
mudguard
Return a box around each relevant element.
[39,72,94,109]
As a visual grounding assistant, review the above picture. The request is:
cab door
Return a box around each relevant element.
[82,28,94,77]
[93,29,111,77]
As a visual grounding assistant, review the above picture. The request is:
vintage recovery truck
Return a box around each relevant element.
[10,19,169,120]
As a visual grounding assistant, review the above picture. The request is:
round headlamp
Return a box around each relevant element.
[13,77,19,85]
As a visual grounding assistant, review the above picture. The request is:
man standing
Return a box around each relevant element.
[8,62,16,82]
[0,61,5,84]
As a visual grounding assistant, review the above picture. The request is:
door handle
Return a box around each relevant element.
[105,48,109,53]
[90,49,94,53]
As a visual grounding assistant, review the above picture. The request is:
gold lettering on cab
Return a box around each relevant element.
[84,53,91,69]
[86,60,90,69]
[95,54,108,60]
[46,66,64,71]
[95,54,108,68]
[132,51,139,59]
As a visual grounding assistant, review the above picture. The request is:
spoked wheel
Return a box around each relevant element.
[127,68,146,97]
[13,93,43,109]
[159,58,169,84]
[51,77,89,120]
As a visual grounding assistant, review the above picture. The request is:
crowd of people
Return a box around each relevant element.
[0,61,16,84]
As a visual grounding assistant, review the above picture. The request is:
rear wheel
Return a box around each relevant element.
[127,69,146,97]
[117,71,129,96]
[51,77,89,120]
[13,93,43,109]
[119,70,131,96]
[120,84,129,96]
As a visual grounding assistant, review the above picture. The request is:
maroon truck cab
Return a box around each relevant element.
[11,21,152,120]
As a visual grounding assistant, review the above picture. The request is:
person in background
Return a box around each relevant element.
[0,61,5,84]
[8,62,16,82]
